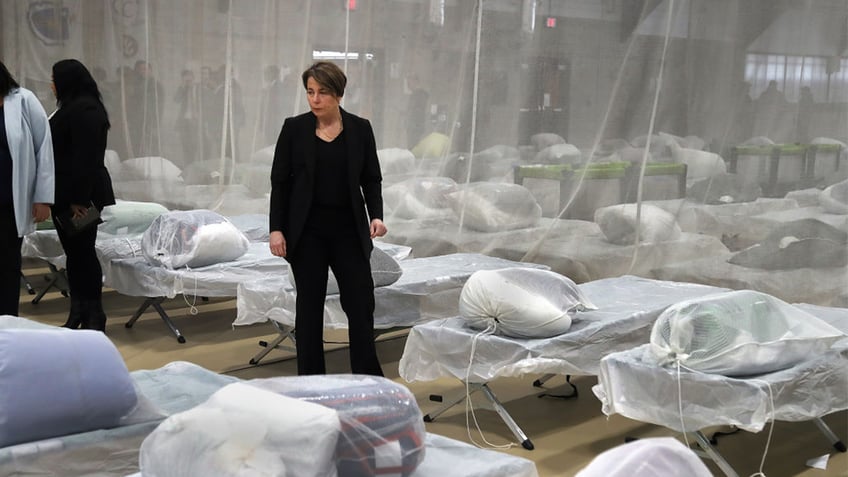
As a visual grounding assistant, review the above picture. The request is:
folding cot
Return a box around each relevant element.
[0,317,539,477]
[593,302,848,476]
[106,240,410,343]
[398,275,730,450]
[234,253,549,364]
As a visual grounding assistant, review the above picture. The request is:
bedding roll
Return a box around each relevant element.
[248,374,427,477]
[140,382,340,477]
[141,210,249,269]
[459,268,596,338]
[650,290,845,376]
[0,329,138,447]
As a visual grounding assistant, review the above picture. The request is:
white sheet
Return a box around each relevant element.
[235,253,549,330]
[399,276,729,383]
[108,241,411,299]
[593,304,848,433]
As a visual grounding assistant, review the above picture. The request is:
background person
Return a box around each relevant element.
[49,59,115,331]
[269,61,387,376]
[0,61,54,316]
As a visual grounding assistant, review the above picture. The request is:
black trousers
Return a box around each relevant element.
[288,205,383,376]
[0,205,23,316]
[54,216,102,300]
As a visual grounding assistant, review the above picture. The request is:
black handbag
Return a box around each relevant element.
[53,202,102,236]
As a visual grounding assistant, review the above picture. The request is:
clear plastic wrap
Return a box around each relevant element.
[575,437,712,477]
[141,210,249,269]
[594,203,682,245]
[446,182,542,232]
[139,382,341,477]
[650,290,846,376]
[248,374,426,477]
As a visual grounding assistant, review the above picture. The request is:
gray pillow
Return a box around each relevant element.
[292,246,403,295]
[0,329,138,447]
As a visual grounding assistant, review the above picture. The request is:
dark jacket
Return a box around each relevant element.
[269,108,383,260]
[49,96,115,212]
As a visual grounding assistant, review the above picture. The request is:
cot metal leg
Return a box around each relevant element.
[31,263,70,304]
[814,417,847,452]
[250,321,297,365]
[480,383,534,450]
[692,430,739,477]
[425,383,534,450]
[424,385,479,422]
[124,297,186,343]
[20,273,35,295]
[532,374,556,387]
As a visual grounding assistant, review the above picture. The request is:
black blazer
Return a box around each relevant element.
[49,96,115,212]
[270,108,383,259]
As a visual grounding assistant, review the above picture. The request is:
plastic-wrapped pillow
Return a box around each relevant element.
[141,210,249,269]
[383,177,458,220]
[459,267,597,338]
[411,132,450,158]
[99,200,169,235]
[0,328,139,447]
[446,182,542,232]
[819,179,848,214]
[121,156,183,181]
[533,143,583,165]
[576,437,712,477]
[595,203,681,245]
[248,374,426,477]
[530,132,565,151]
[292,245,403,295]
[377,148,416,175]
[139,382,340,477]
[650,290,845,376]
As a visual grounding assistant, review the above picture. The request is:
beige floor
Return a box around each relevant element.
[18,259,848,477]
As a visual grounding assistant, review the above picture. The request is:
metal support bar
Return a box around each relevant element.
[124,297,186,343]
[424,382,535,450]
[31,263,70,304]
[814,417,847,452]
[693,430,740,477]
[250,321,297,365]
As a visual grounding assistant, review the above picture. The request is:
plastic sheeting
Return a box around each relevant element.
[650,290,845,375]
[594,304,848,434]
[0,355,538,477]
[248,375,426,477]
[108,241,410,299]
[399,276,729,383]
[141,210,250,269]
[234,253,548,330]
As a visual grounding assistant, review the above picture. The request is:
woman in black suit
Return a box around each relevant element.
[270,61,387,376]
[50,59,115,331]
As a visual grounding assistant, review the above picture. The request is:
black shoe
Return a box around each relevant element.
[61,297,83,329]
[80,299,107,332]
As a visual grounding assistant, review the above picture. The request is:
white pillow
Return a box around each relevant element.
[650,290,845,376]
[0,329,138,447]
[378,148,416,175]
[121,156,183,181]
[141,210,249,269]
[99,200,169,235]
[576,437,712,477]
[595,203,681,245]
[139,382,340,477]
[383,177,458,220]
[447,182,542,232]
[459,268,596,338]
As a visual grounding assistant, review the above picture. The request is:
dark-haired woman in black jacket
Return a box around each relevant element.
[50,59,115,331]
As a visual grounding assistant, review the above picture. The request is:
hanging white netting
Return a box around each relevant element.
[4,0,847,305]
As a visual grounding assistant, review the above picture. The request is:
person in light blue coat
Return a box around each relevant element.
[1,61,54,316]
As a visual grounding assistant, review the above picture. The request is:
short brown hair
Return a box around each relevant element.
[301,61,346,98]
